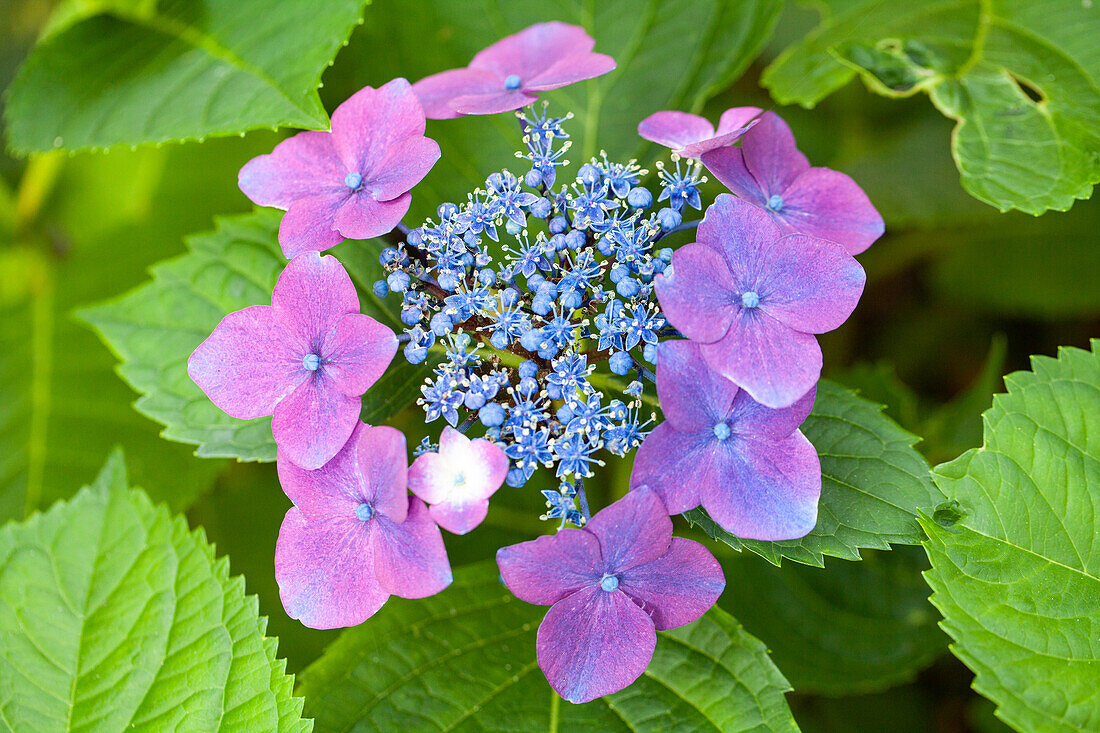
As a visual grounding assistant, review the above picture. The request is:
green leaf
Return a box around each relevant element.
[719,546,946,695]
[932,198,1100,319]
[325,0,783,220]
[762,0,1100,215]
[79,208,418,463]
[920,339,1100,732]
[4,0,368,154]
[0,450,310,732]
[298,562,798,732]
[0,139,276,524]
[685,380,944,567]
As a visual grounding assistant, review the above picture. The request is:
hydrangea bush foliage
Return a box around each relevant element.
[3,3,1099,731]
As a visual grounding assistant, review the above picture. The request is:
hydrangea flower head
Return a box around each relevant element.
[637,106,761,158]
[496,488,724,703]
[275,423,452,629]
[700,111,884,254]
[239,78,440,258]
[655,194,865,408]
[407,426,509,534]
[188,252,397,470]
[412,22,615,119]
[630,341,821,540]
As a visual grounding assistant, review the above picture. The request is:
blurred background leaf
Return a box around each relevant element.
[3,0,369,153]
[762,0,1100,215]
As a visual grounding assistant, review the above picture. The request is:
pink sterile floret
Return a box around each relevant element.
[408,426,509,534]
[637,106,761,158]
[275,423,452,629]
[497,489,724,703]
[239,78,440,258]
[412,22,615,119]
[188,252,397,470]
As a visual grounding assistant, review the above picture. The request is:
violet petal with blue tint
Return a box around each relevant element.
[496,529,602,605]
[620,537,725,630]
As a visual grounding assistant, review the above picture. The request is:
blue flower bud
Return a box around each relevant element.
[437,202,458,219]
[506,467,529,488]
[380,247,400,265]
[616,277,640,298]
[560,290,582,310]
[549,233,568,252]
[564,230,586,250]
[643,343,657,363]
[547,383,562,400]
[518,360,539,379]
[489,330,509,350]
[477,268,496,286]
[372,280,389,297]
[524,169,544,187]
[464,391,487,410]
[527,272,545,291]
[505,219,523,236]
[537,342,559,360]
[400,307,422,326]
[403,343,427,364]
[406,228,424,247]
[429,312,453,337]
[609,351,633,375]
[609,264,629,284]
[517,376,538,395]
[479,402,505,427]
[529,197,552,218]
[657,207,682,229]
[387,271,411,292]
[577,163,601,185]
[627,187,653,209]
[532,294,553,315]
[519,328,543,351]
[501,288,521,307]
[549,215,568,234]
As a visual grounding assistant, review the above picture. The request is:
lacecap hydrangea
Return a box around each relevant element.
[187,20,882,703]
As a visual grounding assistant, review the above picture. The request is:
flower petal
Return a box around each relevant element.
[373,497,452,599]
[497,530,602,605]
[701,311,822,409]
[537,585,656,704]
[728,384,816,440]
[755,233,866,334]
[322,313,398,397]
[700,146,767,205]
[354,425,410,522]
[274,508,388,629]
[637,111,714,152]
[701,430,821,541]
[449,90,537,116]
[583,488,672,573]
[276,421,369,520]
[740,111,809,195]
[332,191,412,241]
[278,193,348,258]
[367,135,441,202]
[715,106,764,135]
[187,305,301,420]
[331,78,426,175]
[620,537,725,630]
[653,243,735,343]
[271,371,361,470]
[429,499,490,536]
[629,423,713,514]
[238,130,344,209]
[412,68,501,119]
[523,52,616,92]
[470,22,594,81]
[655,340,738,432]
[695,193,784,281]
[779,167,885,255]
[272,252,360,350]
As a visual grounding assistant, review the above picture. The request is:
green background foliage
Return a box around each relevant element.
[2,0,1098,731]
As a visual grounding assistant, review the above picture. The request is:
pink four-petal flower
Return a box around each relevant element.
[497,488,725,704]
[412,22,616,119]
[655,194,865,408]
[275,423,452,629]
[239,78,440,258]
[700,111,884,254]
[408,426,509,534]
[187,252,397,470]
[637,106,761,158]
[630,341,821,540]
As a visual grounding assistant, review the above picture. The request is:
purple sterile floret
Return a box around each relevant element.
[654,194,865,408]
[275,423,452,629]
[496,488,724,703]
[188,253,397,470]
[630,340,821,541]
[412,22,616,119]
[407,426,509,534]
[637,107,762,158]
[700,111,884,255]
[239,78,440,258]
